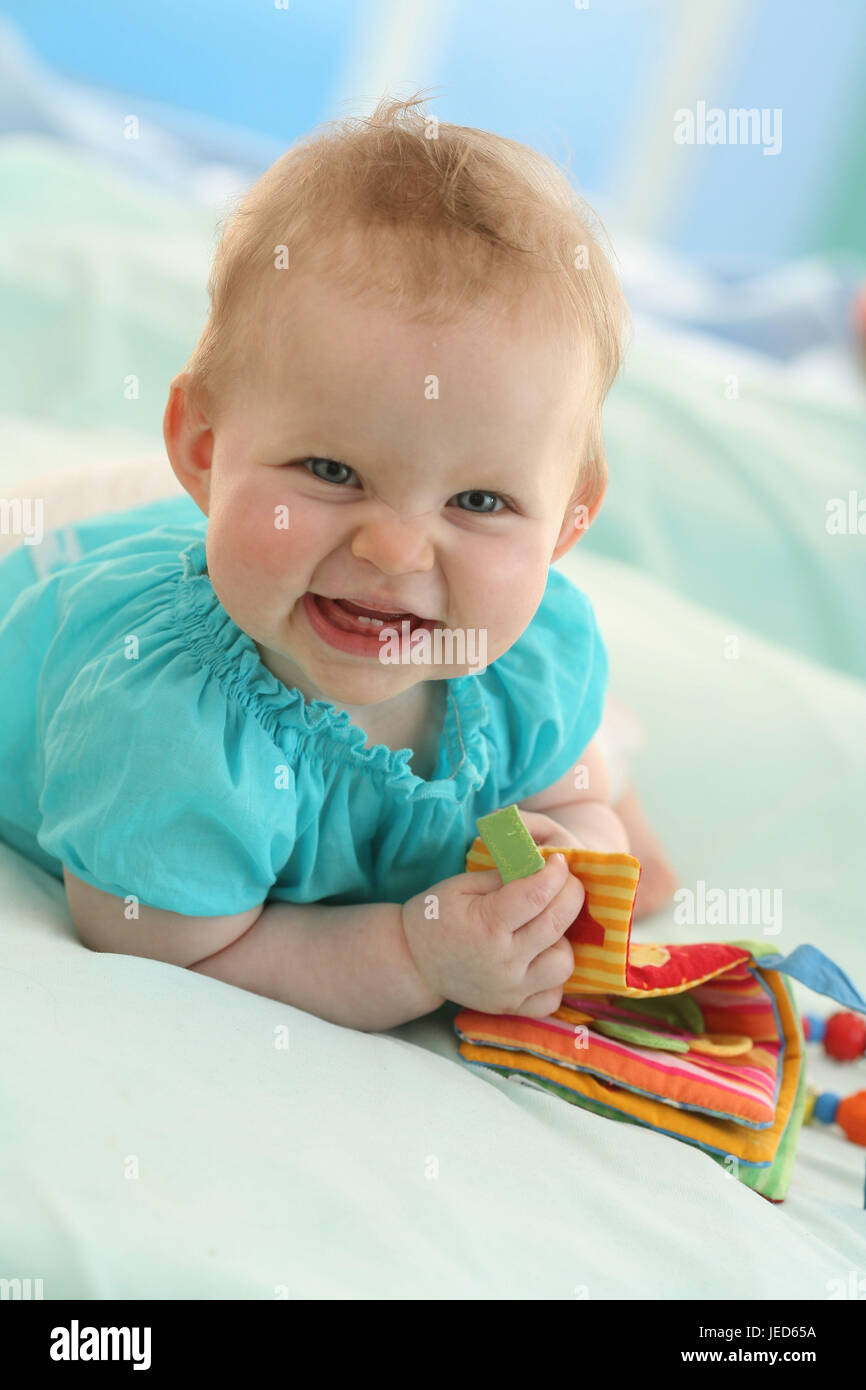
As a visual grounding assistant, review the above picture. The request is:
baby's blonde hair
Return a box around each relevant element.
[185,91,630,497]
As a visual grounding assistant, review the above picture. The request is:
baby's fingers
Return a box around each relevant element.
[477,853,575,935]
[513,862,585,959]
[513,984,569,1020]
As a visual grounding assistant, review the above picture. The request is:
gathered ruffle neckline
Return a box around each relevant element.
[172,538,491,800]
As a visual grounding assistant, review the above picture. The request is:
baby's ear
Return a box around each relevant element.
[550,460,607,564]
[163,372,214,513]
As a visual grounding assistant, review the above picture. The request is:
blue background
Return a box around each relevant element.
[2,0,864,268]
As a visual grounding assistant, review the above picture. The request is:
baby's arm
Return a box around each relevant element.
[64,868,444,1032]
[63,868,261,966]
[190,897,445,1030]
[518,736,630,853]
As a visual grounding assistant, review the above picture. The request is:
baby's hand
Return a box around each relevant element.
[513,809,587,852]
[401,854,584,1017]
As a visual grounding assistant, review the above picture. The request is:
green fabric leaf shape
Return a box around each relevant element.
[614,993,705,1034]
[592,1019,691,1052]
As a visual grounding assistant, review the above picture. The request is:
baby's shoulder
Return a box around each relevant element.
[473,567,608,806]
[0,500,202,680]
[0,500,205,710]
[29,494,203,578]
[487,564,602,690]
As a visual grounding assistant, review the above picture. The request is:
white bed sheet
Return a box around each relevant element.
[2,465,865,1297]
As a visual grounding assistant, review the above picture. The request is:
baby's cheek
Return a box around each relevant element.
[457,553,547,652]
[254,498,327,587]
[203,509,271,626]
[210,489,298,585]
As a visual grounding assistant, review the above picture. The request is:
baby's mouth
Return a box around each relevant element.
[310,595,434,636]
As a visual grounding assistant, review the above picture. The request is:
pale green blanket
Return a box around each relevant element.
[2,137,865,1297]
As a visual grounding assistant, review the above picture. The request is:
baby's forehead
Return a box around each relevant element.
[214,257,589,501]
[252,266,585,407]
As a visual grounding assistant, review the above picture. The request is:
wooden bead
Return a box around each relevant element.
[823,1011,866,1061]
[838,1091,866,1146]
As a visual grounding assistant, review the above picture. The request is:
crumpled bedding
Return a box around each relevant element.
[1,44,865,1297]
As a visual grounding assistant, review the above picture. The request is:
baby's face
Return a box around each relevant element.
[186,271,596,708]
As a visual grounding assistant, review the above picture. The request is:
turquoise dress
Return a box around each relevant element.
[0,495,608,916]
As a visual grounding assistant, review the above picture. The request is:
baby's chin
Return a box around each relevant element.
[302,647,460,702]
[317,670,442,709]
[257,631,494,708]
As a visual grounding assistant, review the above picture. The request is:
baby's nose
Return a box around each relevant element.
[350,509,435,573]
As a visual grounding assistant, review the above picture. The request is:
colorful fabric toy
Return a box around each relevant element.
[454,806,866,1203]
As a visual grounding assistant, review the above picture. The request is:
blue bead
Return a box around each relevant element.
[803,1013,826,1042]
[815,1091,840,1124]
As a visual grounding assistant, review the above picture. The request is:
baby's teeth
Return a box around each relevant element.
[357,615,384,626]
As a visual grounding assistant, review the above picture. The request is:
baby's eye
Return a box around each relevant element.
[303,457,359,486]
[302,461,509,514]
[449,490,507,514]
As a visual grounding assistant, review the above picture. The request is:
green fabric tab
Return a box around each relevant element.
[476,804,545,883]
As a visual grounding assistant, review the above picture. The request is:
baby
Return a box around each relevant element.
[0,95,674,1031]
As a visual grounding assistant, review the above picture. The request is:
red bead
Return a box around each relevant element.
[823,1011,866,1062]
[837,1091,866,1146]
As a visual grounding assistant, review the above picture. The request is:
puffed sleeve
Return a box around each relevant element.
[480,565,609,807]
[35,537,293,917]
